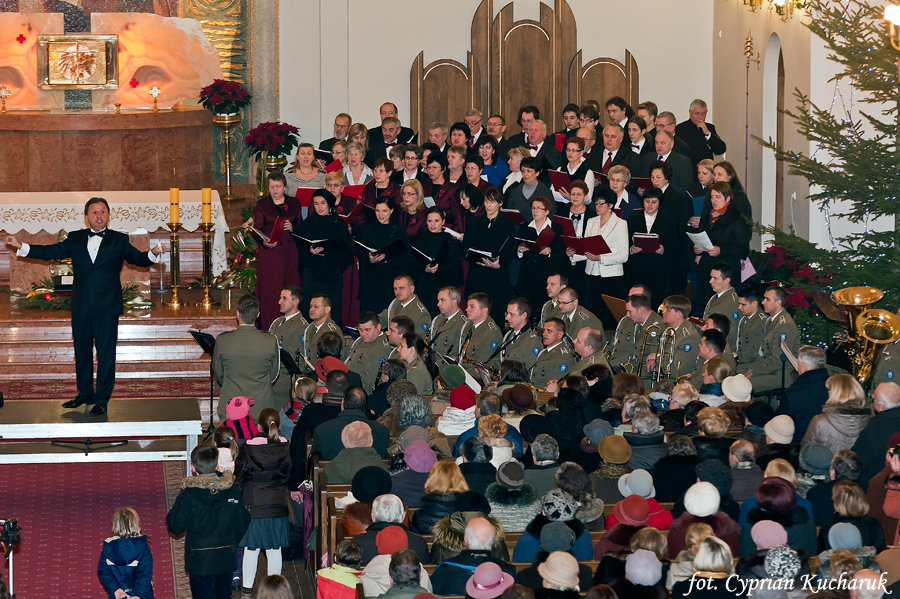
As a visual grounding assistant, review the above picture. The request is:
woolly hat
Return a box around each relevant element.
[399,425,429,449]
[828,522,863,550]
[583,419,614,445]
[496,460,526,490]
[696,459,733,495]
[450,385,477,410]
[598,435,632,464]
[375,525,408,555]
[520,414,554,442]
[538,552,580,590]
[404,440,437,474]
[539,521,576,553]
[617,469,656,499]
[315,356,347,381]
[744,401,775,428]
[613,495,650,527]
[541,489,578,522]
[466,562,514,599]
[684,481,721,518]
[751,520,788,550]
[799,442,834,476]
[625,549,663,586]
[722,374,753,403]
[341,421,373,448]
[765,415,795,444]
[456,490,491,514]
[503,384,537,411]
[764,544,801,580]
[225,396,254,420]
[439,364,467,390]
[351,466,392,503]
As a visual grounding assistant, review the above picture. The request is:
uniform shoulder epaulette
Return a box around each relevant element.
[487,321,500,332]
[415,301,428,314]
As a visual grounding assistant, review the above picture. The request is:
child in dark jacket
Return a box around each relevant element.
[98,507,154,599]
[167,444,251,599]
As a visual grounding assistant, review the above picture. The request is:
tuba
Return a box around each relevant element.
[854,309,900,386]
[831,287,892,383]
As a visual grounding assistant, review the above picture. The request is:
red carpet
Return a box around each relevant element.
[1,377,215,401]
[0,462,176,598]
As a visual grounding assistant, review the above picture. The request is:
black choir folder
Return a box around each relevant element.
[465,237,509,262]
[353,238,407,260]
[412,239,450,266]
[292,234,348,253]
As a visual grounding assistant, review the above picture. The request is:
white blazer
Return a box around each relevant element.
[583,212,629,277]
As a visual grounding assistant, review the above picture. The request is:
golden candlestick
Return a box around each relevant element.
[212,113,243,202]
[196,222,219,309]
[0,86,10,113]
[163,222,187,309]
[114,102,121,114]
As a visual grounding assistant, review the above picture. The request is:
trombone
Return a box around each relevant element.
[636,323,661,378]
[652,326,677,383]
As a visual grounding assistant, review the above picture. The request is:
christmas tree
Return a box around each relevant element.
[756,0,900,343]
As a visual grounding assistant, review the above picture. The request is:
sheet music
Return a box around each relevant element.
[780,339,799,373]
[686,231,714,250]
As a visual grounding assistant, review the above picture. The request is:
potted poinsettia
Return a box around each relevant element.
[198,79,251,116]
[245,121,301,197]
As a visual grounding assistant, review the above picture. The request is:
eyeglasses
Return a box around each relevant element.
[532,206,549,212]
[557,299,575,306]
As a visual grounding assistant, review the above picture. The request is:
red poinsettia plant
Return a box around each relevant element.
[198,79,251,115]
[761,245,835,309]
[244,121,301,159]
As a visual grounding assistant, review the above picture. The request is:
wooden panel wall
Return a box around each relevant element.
[410,53,480,135]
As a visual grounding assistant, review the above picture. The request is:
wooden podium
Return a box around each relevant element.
[0,106,213,192]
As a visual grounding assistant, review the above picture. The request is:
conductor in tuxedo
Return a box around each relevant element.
[4,198,166,415]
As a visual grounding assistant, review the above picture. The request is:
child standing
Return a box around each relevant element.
[97,507,154,599]
[235,408,292,598]
[215,425,239,473]
[167,444,251,599]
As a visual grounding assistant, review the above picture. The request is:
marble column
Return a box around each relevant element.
[248,0,279,126]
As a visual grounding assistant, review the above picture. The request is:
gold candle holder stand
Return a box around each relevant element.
[163,222,187,309]
[196,222,219,309]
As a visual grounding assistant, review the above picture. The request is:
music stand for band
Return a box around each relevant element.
[280,348,302,377]
[189,329,217,442]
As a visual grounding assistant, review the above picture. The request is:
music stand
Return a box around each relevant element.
[280,348,302,377]
[602,294,627,322]
[189,329,217,442]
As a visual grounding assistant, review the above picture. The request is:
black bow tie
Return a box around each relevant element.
[571,213,582,222]
[527,144,538,151]
[88,230,106,238]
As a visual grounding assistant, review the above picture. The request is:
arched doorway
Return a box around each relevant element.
[761,32,785,244]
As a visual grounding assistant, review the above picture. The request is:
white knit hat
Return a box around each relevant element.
[683,481,720,517]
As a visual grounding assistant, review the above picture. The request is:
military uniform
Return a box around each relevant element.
[870,340,900,389]
[345,332,392,392]
[608,312,663,372]
[213,325,280,419]
[736,310,767,367]
[656,321,701,382]
[459,318,503,377]
[268,312,309,404]
[428,311,468,359]
[531,342,577,389]
[301,318,343,366]
[379,295,432,337]
[704,288,741,349]
[568,351,611,377]
[405,356,435,395]
[560,305,604,339]
[540,299,562,327]
[500,326,544,370]
[747,310,800,392]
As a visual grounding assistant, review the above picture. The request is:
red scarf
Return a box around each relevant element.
[709,203,729,226]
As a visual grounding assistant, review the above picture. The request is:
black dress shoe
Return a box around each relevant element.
[89,404,107,416]
[62,397,92,409]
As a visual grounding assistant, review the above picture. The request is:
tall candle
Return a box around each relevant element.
[169,188,179,223]
[201,187,212,224]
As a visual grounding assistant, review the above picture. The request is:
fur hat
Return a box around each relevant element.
[541,489,578,522]
[765,415,795,444]
[598,435,632,464]
[751,520,788,550]
[375,525,408,555]
[722,374,753,402]
[503,384,537,411]
[341,421,373,448]
[799,442,834,476]
[456,490,491,514]
[315,356,347,381]
[351,466,391,503]
[613,495,650,527]
[684,481,721,517]
[399,425,429,449]
[539,521,576,553]
[496,460,525,490]
[828,522,863,550]
[743,401,775,428]
[439,365,466,390]
[466,562,514,599]
[583,419,614,445]
[764,544,801,580]
[520,414,554,442]
[625,549,663,586]
[450,385,477,410]
[404,440,437,474]
[696,459,733,495]
[225,396,254,420]
[617,469,656,499]
[538,552,580,590]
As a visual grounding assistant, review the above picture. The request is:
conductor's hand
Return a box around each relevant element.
[152,243,168,255]
[4,235,21,250]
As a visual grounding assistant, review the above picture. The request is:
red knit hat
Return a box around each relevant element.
[375,525,408,555]
[450,385,477,410]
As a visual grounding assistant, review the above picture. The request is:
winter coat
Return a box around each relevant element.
[777,367,830,443]
[430,511,509,564]
[623,430,668,470]
[611,577,668,599]
[534,588,583,599]
[354,521,431,566]
[359,553,432,597]
[802,405,873,454]
[606,497,673,530]
[97,535,154,599]
[523,462,561,498]
[886,474,900,545]
[731,462,764,503]
[485,482,542,533]
[389,469,430,508]
[819,514,885,552]
[738,494,815,527]
[652,454,703,503]
[593,524,645,559]
[518,550,593,591]
[667,512,740,559]
[853,407,900,487]
[666,550,695,591]
[410,492,460,534]
[324,446,389,484]
[483,436,515,471]
[739,506,818,556]
[166,471,251,575]
[430,549,517,596]
[590,463,631,504]
[435,406,476,435]
[736,547,811,581]
[373,583,429,599]
[234,439,292,519]
[816,546,882,580]
[316,564,362,599]
[757,442,800,471]
[512,514,593,562]
[575,495,606,531]
[693,435,734,465]
[459,461,498,496]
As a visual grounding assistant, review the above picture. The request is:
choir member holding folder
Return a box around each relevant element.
[254,172,303,329]
[516,196,568,314]
[285,143,327,218]
[583,188,629,329]
[324,172,360,220]
[549,137,595,203]
[295,189,352,325]
[398,180,428,238]
[627,187,674,309]
[691,181,749,307]
[354,196,410,313]
[462,187,516,324]
[362,158,401,217]
[555,180,595,299]
[607,165,643,220]
[411,207,463,312]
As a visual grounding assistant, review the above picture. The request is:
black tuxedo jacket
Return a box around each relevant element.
[675,120,727,168]
[588,147,634,174]
[641,150,693,191]
[534,142,564,175]
[508,131,527,147]
[368,126,417,149]
[26,229,154,316]
[319,137,342,152]
[495,137,514,163]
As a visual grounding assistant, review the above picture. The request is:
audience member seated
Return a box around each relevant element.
[593,495,650,558]
[853,382,900,487]
[486,461,541,533]
[410,460,469,534]
[623,410,667,470]
[693,406,734,465]
[467,563,515,599]
[533,552,582,599]
[670,537,735,599]
[739,400,774,447]
[671,459,740,522]
[816,524,884,582]
[605,469,672,530]
[666,523,714,591]
[325,422,390,483]
[554,462,606,532]
[818,481,885,552]
[808,449,863,526]
[360,527,433,597]
[377,381,419,437]
[612,390,650,435]
[517,522,593,592]
[390,439,438,509]
[577,419,612,475]
[735,520,803,579]
[388,395,452,458]
[355,494,430,566]
[368,359,407,417]
[776,345,830,443]
[373,549,429,599]
[436,383,478,435]
[866,434,900,542]
[757,414,800,471]
[342,466,391,537]
[431,491,509,563]
[314,386,390,460]
[431,517,517,596]
[739,476,817,556]
[453,392,525,456]
[589,435,632,504]
[524,434,561,498]
[459,437,498,496]
[544,387,589,458]
[796,441,833,499]
[608,549,667,599]
[738,459,815,526]
[478,415,516,470]
[659,382,698,433]
[802,374,873,455]
[667,481,740,559]
[513,489,593,562]
[594,526,668,587]
[652,435,702,503]
[729,439,764,503]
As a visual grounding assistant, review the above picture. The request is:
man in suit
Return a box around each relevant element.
[370,117,405,162]
[319,113,352,152]
[485,114,513,163]
[590,124,633,176]
[553,103,580,139]
[5,198,166,415]
[427,122,449,155]
[508,105,539,147]
[526,120,563,176]
[576,126,600,170]
[675,99,727,171]
[641,130,693,191]
[655,111,693,158]
[368,102,416,147]
[213,295,280,420]
[605,96,631,129]
[464,109,486,149]
[637,101,658,135]
[269,285,309,406]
